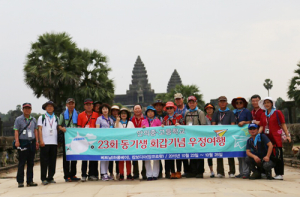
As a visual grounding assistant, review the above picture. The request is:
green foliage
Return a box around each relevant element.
[24,32,114,113]
[288,62,300,106]
[263,79,273,96]
[155,84,205,109]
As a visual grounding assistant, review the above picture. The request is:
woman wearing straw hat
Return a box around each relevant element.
[258,97,291,180]
[115,108,135,181]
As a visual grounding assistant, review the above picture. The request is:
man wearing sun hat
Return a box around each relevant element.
[14,102,39,188]
[38,101,59,185]
[231,97,252,179]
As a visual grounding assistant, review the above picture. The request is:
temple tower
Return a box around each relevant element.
[167,69,182,92]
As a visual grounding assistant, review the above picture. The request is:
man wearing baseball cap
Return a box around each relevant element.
[245,123,274,180]
[58,98,80,182]
[184,95,207,178]
[77,98,99,181]
[211,96,236,178]
[14,103,39,188]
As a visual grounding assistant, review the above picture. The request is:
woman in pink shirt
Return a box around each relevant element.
[141,106,162,181]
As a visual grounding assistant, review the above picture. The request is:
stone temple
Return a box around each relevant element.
[114,56,182,108]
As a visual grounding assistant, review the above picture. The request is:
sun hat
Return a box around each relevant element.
[231,97,248,109]
[42,101,56,110]
[145,106,157,116]
[152,100,165,107]
[119,108,131,119]
[111,105,120,111]
[258,97,275,110]
[163,101,177,111]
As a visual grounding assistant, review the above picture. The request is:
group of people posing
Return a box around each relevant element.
[13,93,291,188]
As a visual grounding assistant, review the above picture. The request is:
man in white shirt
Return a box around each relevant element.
[38,101,59,185]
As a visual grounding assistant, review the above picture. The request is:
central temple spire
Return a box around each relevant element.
[129,56,151,91]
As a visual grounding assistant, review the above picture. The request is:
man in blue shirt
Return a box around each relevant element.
[246,124,274,180]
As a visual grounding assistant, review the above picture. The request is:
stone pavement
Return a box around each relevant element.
[0,158,300,197]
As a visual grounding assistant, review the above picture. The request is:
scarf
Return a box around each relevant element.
[111,116,116,121]
[266,108,276,118]
[233,108,245,114]
[46,112,54,119]
[254,134,261,146]
[189,107,198,112]
[219,107,230,112]
[206,115,212,121]
[120,120,127,124]
[64,109,78,124]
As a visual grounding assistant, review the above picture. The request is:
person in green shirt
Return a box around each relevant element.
[58,98,80,182]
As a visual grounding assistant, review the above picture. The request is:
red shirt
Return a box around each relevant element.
[131,115,145,128]
[77,111,98,128]
[162,113,185,125]
[260,110,285,147]
[251,108,264,122]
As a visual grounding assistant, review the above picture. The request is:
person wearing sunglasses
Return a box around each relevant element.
[161,101,185,179]
[14,103,39,188]
[245,123,274,180]
[231,97,252,179]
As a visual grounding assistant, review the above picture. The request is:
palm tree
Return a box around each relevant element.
[74,49,114,111]
[288,62,300,105]
[24,32,85,113]
[263,79,273,96]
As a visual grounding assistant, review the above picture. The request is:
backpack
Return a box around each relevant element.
[184,109,202,125]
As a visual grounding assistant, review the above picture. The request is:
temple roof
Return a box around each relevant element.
[129,56,152,92]
[167,69,182,92]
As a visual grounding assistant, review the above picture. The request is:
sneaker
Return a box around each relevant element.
[175,172,182,179]
[65,178,72,182]
[48,180,56,183]
[170,173,176,179]
[216,174,224,178]
[102,174,109,181]
[229,174,235,178]
[147,177,153,181]
[18,183,24,188]
[119,174,124,181]
[42,180,48,185]
[127,174,134,180]
[109,174,114,180]
[210,172,215,178]
[71,176,80,181]
[250,172,261,180]
[195,174,203,178]
[235,174,242,178]
[273,175,283,180]
[27,182,38,187]
[261,173,267,179]
[153,177,158,180]
[81,177,87,182]
[89,176,98,181]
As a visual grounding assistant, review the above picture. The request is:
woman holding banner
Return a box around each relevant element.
[96,103,114,181]
[141,106,162,181]
[115,108,135,181]
[162,101,185,179]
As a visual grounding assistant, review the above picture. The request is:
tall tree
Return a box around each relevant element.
[156,84,205,109]
[263,79,273,96]
[288,62,300,105]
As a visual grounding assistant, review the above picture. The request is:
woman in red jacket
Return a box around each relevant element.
[258,97,291,180]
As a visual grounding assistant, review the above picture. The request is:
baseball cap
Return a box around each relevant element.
[174,93,183,99]
[187,96,197,102]
[84,98,93,104]
[66,98,75,103]
[22,102,32,108]
[248,123,259,129]
[218,96,227,102]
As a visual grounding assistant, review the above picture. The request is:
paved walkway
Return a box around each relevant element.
[0,158,300,197]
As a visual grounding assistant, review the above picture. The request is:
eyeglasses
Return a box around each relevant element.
[248,128,257,130]
[166,107,173,110]
[236,102,243,105]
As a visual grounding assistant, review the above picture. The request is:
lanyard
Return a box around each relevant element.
[252,109,259,120]
[266,116,270,127]
[85,112,92,126]
[167,116,176,125]
[236,109,244,120]
[147,118,155,127]
[45,114,54,129]
[134,116,142,127]
[102,116,112,127]
[24,118,32,129]
[219,112,226,123]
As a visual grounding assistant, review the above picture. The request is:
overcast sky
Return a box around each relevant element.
[1,0,300,114]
